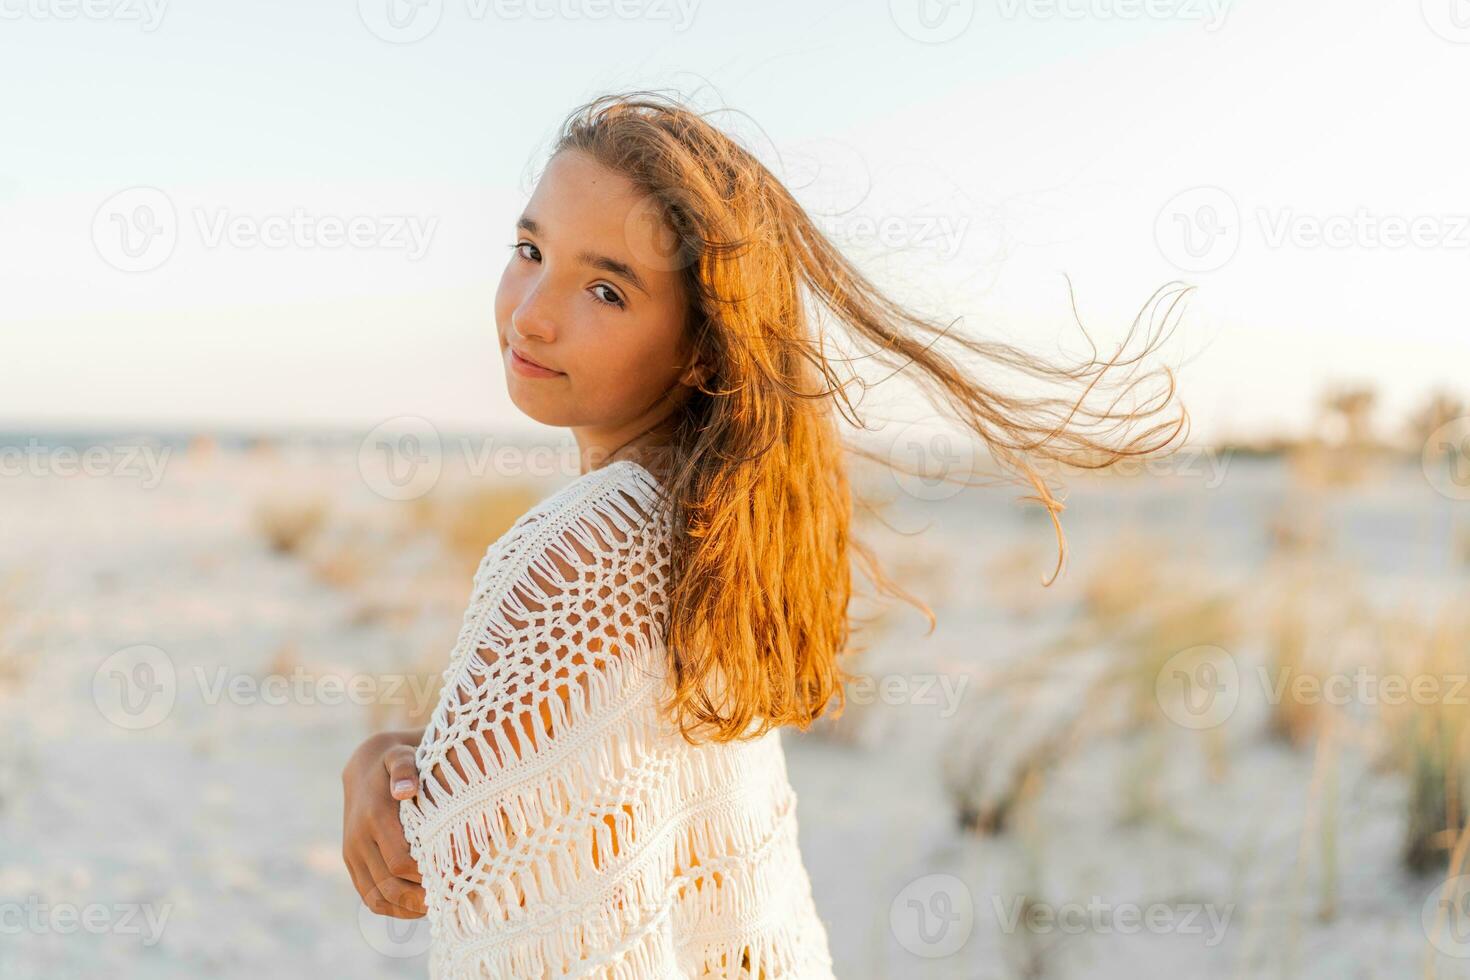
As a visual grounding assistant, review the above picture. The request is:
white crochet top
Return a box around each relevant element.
[399,459,836,979]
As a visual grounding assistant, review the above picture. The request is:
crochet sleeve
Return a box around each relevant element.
[398,468,672,969]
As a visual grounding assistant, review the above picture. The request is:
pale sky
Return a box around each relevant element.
[1,0,1465,444]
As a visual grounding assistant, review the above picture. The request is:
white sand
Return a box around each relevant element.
[1,443,1465,978]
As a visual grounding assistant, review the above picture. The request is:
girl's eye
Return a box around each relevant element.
[509,241,623,309]
[590,283,626,309]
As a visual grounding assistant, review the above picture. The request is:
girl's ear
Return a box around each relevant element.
[680,357,711,389]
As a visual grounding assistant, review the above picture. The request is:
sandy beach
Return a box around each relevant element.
[2,435,1468,979]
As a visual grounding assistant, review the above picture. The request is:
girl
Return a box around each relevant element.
[340,91,1187,978]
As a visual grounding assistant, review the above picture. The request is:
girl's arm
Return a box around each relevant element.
[399,477,667,921]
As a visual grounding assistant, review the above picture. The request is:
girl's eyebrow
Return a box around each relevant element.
[516,215,649,296]
[577,252,648,295]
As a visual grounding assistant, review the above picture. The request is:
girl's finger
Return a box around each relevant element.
[374,812,423,884]
[343,846,370,906]
[360,841,426,917]
[384,744,420,800]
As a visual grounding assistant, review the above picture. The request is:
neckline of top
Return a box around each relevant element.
[578,457,666,494]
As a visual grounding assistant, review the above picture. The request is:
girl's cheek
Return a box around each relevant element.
[493,268,520,334]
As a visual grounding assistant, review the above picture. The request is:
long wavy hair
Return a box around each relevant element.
[549,91,1190,744]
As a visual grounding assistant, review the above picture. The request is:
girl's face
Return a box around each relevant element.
[495,149,700,457]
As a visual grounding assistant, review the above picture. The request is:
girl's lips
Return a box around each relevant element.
[509,347,565,378]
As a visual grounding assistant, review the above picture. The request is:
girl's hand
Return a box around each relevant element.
[341,728,427,918]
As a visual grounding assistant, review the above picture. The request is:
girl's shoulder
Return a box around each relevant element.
[470,459,669,589]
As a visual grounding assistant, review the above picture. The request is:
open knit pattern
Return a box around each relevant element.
[399,459,836,979]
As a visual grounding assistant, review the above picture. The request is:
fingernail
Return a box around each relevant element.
[392,780,415,796]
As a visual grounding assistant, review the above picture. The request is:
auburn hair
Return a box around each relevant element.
[549,91,1189,744]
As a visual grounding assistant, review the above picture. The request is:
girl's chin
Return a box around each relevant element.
[506,389,574,427]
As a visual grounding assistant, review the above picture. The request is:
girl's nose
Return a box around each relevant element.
[511,283,559,344]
